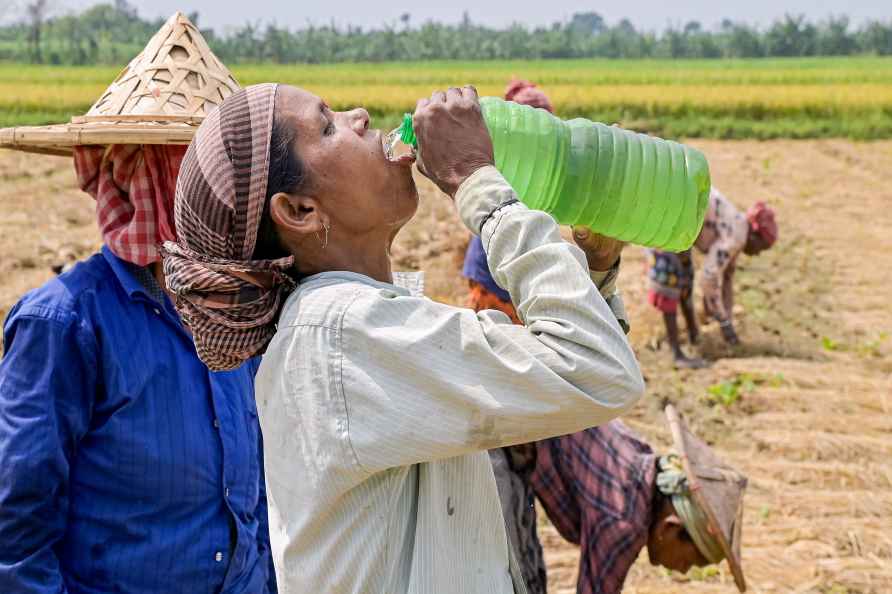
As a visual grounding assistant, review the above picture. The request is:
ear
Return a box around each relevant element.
[664,513,685,528]
[269,192,326,238]
[655,512,685,542]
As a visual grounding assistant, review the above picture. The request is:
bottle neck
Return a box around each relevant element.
[399,113,417,147]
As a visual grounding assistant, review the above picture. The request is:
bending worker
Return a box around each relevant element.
[647,188,778,367]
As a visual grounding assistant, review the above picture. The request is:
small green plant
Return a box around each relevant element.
[688,565,721,581]
[705,371,786,407]
[821,336,841,351]
[857,331,889,358]
[768,373,786,387]
[706,373,756,407]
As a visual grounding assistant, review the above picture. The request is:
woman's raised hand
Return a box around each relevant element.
[571,227,625,271]
[412,86,494,198]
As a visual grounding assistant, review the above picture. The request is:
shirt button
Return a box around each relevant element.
[153,308,161,315]
[215,551,223,562]
[225,487,230,498]
[213,418,220,429]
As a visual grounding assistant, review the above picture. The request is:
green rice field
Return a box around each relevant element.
[2,57,891,138]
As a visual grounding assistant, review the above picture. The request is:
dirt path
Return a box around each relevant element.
[2,140,891,593]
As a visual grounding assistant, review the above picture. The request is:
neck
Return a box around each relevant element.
[294,237,394,284]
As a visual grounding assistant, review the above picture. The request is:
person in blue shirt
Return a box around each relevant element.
[0,15,275,593]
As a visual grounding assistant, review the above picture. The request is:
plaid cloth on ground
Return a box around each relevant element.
[74,144,186,265]
[532,420,658,594]
[161,84,296,371]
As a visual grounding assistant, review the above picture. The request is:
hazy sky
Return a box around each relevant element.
[61,0,892,32]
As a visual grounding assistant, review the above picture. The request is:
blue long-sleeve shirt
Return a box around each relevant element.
[0,246,276,594]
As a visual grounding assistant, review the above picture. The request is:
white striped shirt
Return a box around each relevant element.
[255,166,645,594]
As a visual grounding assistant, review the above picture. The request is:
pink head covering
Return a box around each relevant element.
[74,144,187,265]
[161,84,296,371]
[746,202,778,247]
[504,79,554,113]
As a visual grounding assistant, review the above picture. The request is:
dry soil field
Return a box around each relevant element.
[1,140,890,593]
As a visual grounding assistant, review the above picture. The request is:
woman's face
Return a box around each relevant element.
[647,497,711,574]
[275,85,418,241]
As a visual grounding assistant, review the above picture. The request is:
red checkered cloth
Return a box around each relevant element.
[74,144,187,266]
[531,420,658,594]
[504,79,554,114]
[746,201,778,247]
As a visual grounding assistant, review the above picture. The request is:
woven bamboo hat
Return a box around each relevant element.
[0,12,240,157]
[665,404,749,592]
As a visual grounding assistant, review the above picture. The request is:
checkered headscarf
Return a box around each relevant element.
[161,84,296,371]
[74,144,187,265]
[746,201,778,247]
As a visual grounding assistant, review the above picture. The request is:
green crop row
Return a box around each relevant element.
[1,57,891,139]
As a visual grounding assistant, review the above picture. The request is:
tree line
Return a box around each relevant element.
[2,1,891,65]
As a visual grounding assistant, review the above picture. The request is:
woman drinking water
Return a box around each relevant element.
[162,83,644,594]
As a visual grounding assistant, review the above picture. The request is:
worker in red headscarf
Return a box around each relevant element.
[647,189,778,368]
[504,78,554,112]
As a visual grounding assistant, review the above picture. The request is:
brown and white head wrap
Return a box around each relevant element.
[161,83,296,371]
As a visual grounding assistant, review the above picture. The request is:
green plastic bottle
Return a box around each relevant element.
[394,97,711,251]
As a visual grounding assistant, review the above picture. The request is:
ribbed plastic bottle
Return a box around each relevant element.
[393,97,711,251]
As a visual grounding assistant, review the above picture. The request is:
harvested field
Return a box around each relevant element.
[2,139,891,593]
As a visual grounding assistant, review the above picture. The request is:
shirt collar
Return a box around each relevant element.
[101,245,154,300]
[299,270,425,297]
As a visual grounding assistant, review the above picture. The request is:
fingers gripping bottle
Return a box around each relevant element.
[388,97,711,251]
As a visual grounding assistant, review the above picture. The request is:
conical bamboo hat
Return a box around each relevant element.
[0,12,241,156]
[665,404,748,592]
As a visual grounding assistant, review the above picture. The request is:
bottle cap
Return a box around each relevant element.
[399,113,417,147]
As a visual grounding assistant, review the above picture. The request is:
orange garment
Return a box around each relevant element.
[468,280,522,325]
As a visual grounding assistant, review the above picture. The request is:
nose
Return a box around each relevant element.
[349,108,370,136]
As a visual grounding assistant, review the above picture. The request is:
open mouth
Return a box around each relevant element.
[381,128,416,166]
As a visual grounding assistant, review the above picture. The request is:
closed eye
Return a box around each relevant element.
[321,102,334,136]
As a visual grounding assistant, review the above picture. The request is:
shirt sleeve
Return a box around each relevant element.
[590,260,629,334]
[340,166,645,473]
[0,306,98,594]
